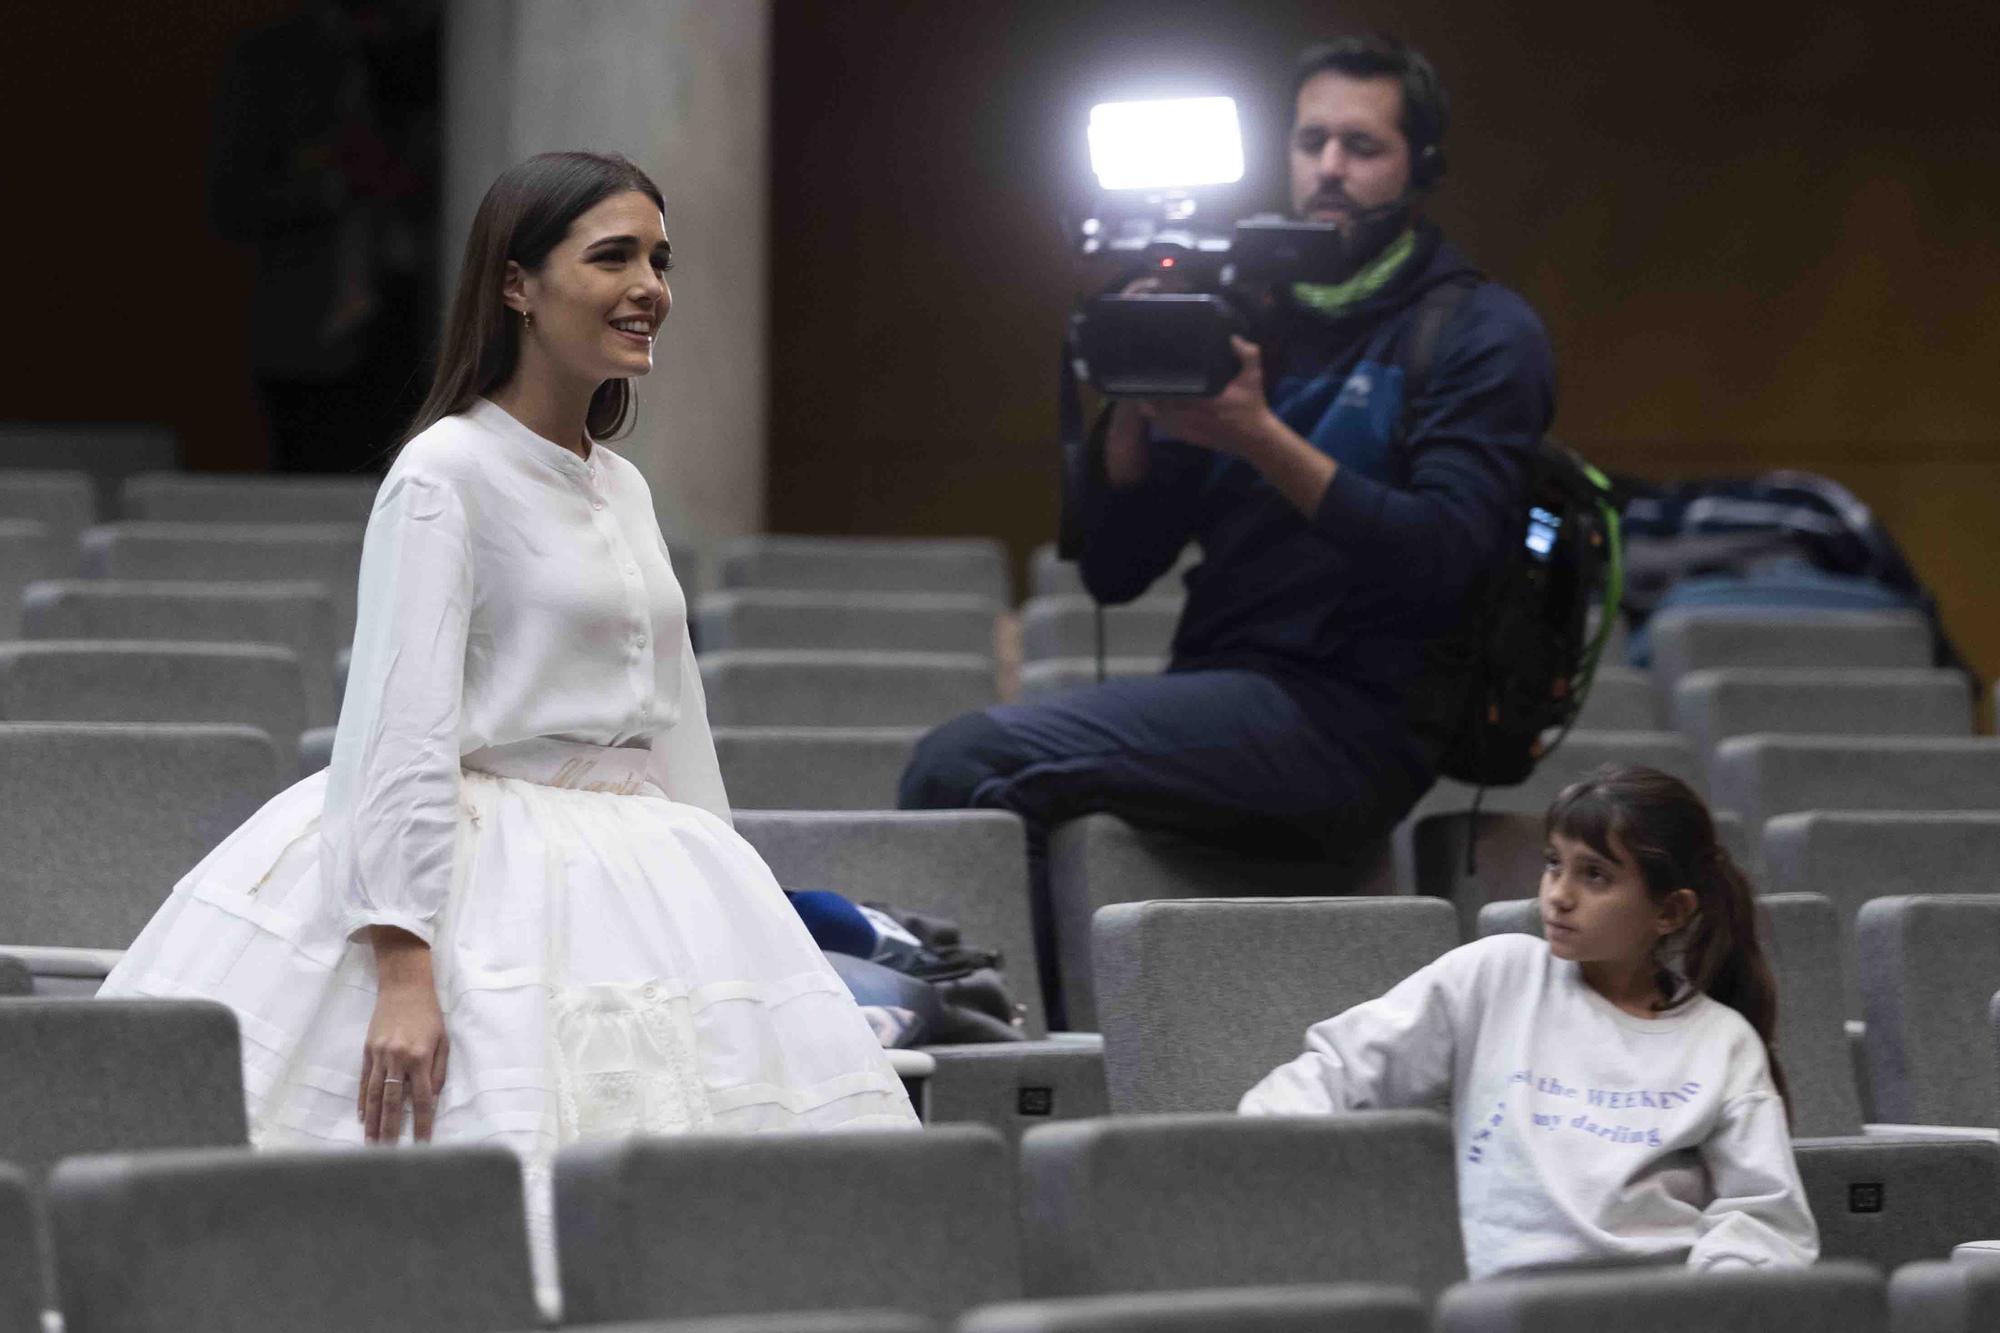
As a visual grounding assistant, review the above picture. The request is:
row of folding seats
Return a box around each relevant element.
[0,999,1987,1330]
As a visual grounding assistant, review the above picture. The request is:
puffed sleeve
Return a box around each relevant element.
[649,623,732,824]
[1687,1090,1820,1270]
[320,470,473,946]
[1239,952,1466,1115]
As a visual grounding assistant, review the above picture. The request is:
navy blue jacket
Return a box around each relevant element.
[1078,223,1557,768]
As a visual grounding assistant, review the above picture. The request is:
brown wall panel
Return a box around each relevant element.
[769,0,2000,679]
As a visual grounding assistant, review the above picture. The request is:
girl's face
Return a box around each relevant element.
[505,190,672,388]
[1539,829,1691,969]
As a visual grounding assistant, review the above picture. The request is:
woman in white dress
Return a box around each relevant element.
[99,151,918,1198]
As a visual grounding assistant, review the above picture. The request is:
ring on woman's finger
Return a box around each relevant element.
[382,1077,404,1086]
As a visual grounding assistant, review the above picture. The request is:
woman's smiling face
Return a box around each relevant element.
[506,189,673,386]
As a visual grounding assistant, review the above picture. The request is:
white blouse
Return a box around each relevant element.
[320,397,729,945]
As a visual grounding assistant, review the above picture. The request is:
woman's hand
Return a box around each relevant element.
[357,927,448,1144]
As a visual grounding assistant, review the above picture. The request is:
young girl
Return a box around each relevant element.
[1240,764,1817,1276]
[100,152,918,1272]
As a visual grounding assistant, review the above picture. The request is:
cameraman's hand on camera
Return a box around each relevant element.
[1138,336,1281,459]
[1141,336,1337,518]
[1102,273,1185,488]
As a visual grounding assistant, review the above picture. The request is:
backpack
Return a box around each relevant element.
[1395,277,1628,790]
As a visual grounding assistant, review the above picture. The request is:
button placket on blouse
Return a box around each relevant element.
[579,462,656,728]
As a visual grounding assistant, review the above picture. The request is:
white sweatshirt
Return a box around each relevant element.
[1239,934,1818,1277]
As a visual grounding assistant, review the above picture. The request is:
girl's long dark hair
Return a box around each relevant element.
[402,151,666,446]
[1545,764,1792,1118]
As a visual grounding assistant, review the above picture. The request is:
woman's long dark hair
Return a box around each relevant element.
[1545,764,1792,1117]
[402,151,666,446]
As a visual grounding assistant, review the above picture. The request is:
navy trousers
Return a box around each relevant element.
[898,668,1431,1027]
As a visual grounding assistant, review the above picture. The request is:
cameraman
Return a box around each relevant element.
[900,35,1555,1026]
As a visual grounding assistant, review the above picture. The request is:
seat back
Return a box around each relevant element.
[1434,1263,1886,1333]
[713,726,923,810]
[1570,666,1661,732]
[1891,1259,2000,1333]
[695,590,999,655]
[1648,608,1931,688]
[1050,814,1396,1032]
[0,523,59,639]
[699,651,995,728]
[0,473,95,567]
[1858,895,2000,1127]
[0,643,306,751]
[735,810,1042,1035]
[1020,1112,1464,1300]
[555,1125,1017,1323]
[717,536,1009,601]
[959,1285,1426,1333]
[1711,737,2000,847]
[1019,597,1180,663]
[0,1000,247,1184]
[1672,668,1972,763]
[79,523,364,640]
[1762,812,2000,1019]
[118,473,380,524]
[0,723,282,947]
[0,1165,44,1333]
[1093,896,1457,1114]
[50,1145,537,1333]
[1795,1137,2000,1271]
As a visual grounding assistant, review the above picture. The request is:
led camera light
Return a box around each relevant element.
[1087,96,1245,192]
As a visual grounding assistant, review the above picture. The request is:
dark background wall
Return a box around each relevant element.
[767,0,2000,677]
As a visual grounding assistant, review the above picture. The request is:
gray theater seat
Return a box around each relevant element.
[1571,666,1662,732]
[1647,608,1931,688]
[118,472,380,523]
[1762,812,2000,1019]
[1891,1258,2000,1333]
[1019,596,1179,663]
[1016,658,1164,700]
[493,1317,936,1333]
[0,723,283,970]
[0,642,306,751]
[0,522,59,639]
[0,424,178,506]
[717,535,1010,602]
[298,726,337,779]
[1672,668,1972,765]
[555,1125,1017,1323]
[959,1285,1426,1333]
[1711,737,2000,847]
[22,580,344,727]
[1027,541,1192,600]
[1416,808,1747,939]
[0,1000,246,1185]
[695,590,999,655]
[0,957,28,997]
[699,651,995,728]
[1478,893,1863,1138]
[1434,1263,1886,1333]
[1858,896,2000,1129]
[713,726,922,809]
[1092,896,1456,1115]
[1019,1112,1463,1300]
[0,1165,43,1333]
[734,811,1104,1142]
[79,522,364,640]
[1049,814,1396,1032]
[50,1145,537,1333]
[1794,1136,2000,1271]
[0,472,95,561]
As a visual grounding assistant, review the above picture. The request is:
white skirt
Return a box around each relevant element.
[100,735,918,1158]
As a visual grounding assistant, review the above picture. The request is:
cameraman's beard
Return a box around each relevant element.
[1299,190,1415,280]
